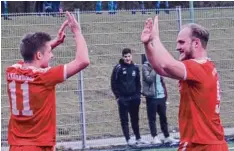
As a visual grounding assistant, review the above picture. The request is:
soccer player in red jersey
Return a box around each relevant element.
[6,11,90,151]
[141,16,229,151]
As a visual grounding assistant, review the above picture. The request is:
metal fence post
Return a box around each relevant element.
[176,6,182,31]
[189,0,195,23]
[75,9,87,149]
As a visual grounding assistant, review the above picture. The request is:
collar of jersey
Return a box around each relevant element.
[191,57,211,64]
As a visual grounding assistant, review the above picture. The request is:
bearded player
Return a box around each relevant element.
[141,16,228,151]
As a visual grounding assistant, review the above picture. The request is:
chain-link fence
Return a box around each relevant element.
[1,7,234,150]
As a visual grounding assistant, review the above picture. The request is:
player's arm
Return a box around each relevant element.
[141,16,185,80]
[144,41,186,80]
[50,20,68,50]
[65,11,90,79]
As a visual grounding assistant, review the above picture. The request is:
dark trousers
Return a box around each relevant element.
[1,1,10,19]
[118,98,141,141]
[146,97,169,138]
[35,1,44,13]
[52,1,60,12]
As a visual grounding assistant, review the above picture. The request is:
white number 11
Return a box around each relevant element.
[9,81,33,116]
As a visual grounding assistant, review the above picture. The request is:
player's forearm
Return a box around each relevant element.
[65,32,90,79]
[50,39,58,50]
[144,41,169,76]
[145,38,177,76]
[74,32,90,67]
[151,38,175,67]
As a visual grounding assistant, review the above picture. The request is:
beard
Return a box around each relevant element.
[179,53,186,61]
[179,45,194,61]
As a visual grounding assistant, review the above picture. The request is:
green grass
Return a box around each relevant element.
[1,8,234,148]
[143,142,234,151]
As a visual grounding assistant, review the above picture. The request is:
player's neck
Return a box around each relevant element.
[193,49,207,60]
[23,61,41,69]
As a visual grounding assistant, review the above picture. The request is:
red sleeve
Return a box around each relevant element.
[40,65,66,87]
[182,60,207,82]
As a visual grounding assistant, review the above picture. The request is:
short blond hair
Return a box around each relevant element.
[182,23,209,49]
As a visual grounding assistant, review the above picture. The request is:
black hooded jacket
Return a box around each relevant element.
[111,59,141,100]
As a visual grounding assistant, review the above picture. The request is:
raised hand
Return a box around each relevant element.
[66,11,80,34]
[56,20,69,44]
[141,16,160,44]
[51,20,68,49]
[141,18,153,44]
[151,16,160,40]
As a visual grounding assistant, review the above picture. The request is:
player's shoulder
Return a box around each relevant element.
[29,66,51,74]
[183,58,214,67]
[184,58,207,64]
[191,57,213,64]
[6,62,23,72]
[7,62,22,68]
[6,62,52,75]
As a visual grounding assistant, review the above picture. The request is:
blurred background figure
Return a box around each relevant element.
[155,1,169,14]
[96,1,102,14]
[140,1,146,14]
[1,1,12,20]
[142,54,179,145]
[35,1,44,15]
[108,1,117,14]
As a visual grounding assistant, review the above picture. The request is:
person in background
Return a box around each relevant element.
[44,1,53,14]
[52,1,60,13]
[113,1,117,14]
[35,1,44,15]
[142,54,179,145]
[155,1,169,14]
[111,48,148,146]
[140,1,146,14]
[96,1,102,14]
[1,1,12,20]
[108,1,117,14]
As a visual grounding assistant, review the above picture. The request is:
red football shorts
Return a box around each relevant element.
[10,145,54,151]
[178,142,229,151]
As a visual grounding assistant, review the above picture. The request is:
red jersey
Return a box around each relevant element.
[6,62,66,146]
[179,58,226,144]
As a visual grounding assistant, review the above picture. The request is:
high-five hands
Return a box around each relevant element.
[56,20,69,44]
[51,19,68,49]
[141,16,160,44]
[65,11,81,34]
[51,11,82,49]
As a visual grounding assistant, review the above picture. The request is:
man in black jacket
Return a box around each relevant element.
[111,48,147,146]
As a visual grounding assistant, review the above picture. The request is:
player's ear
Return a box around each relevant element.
[195,39,199,48]
[193,38,199,48]
[35,51,42,60]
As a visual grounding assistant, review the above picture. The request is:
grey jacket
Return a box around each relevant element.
[142,61,167,98]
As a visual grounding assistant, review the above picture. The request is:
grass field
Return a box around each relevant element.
[55,141,234,150]
[87,141,234,151]
[144,142,234,151]
[1,8,234,149]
